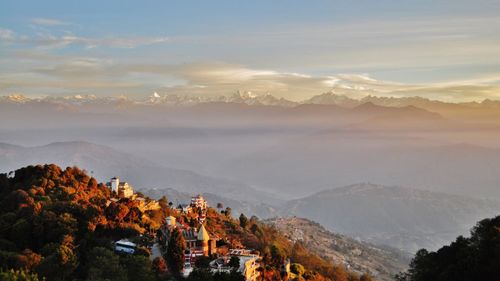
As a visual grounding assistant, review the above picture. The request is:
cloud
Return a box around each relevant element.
[31,18,70,26]
[31,33,170,49]
[1,26,169,49]
[0,28,16,41]
[4,51,500,102]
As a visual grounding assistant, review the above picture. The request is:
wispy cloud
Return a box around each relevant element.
[3,29,169,49]
[0,28,16,41]
[9,57,498,102]
[31,18,70,26]
[33,34,170,49]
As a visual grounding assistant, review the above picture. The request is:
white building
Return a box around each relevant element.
[209,252,261,281]
[190,194,208,210]
[107,177,134,198]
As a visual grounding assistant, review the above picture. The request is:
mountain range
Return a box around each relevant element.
[3,92,500,110]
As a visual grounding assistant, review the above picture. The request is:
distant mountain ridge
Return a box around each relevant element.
[3,92,500,109]
[282,183,500,253]
[0,141,280,205]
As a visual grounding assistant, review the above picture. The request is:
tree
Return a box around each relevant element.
[228,256,240,269]
[195,256,212,268]
[166,227,185,277]
[360,273,374,281]
[224,207,232,218]
[85,247,127,281]
[214,269,245,281]
[291,263,305,276]
[105,202,129,223]
[239,213,248,228]
[396,215,500,281]
[152,256,167,275]
[37,236,78,281]
[186,268,214,281]
[120,254,155,281]
[159,196,169,211]
[0,269,40,281]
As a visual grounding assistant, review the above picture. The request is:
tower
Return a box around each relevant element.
[197,224,210,256]
[110,177,120,193]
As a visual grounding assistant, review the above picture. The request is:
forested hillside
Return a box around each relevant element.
[396,215,500,281]
[0,164,370,281]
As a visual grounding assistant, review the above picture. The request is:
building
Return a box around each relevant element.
[107,177,134,198]
[136,197,160,212]
[178,204,192,214]
[159,219,217,265]
[190,194,208,210]
[209,250,261,281]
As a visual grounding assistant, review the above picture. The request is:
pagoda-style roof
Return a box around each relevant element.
[197,224,210,241]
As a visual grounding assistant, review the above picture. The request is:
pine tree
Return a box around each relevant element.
[166,227,186,277]
[239,213,248,228]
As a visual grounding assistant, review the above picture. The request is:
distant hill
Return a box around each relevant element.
[266,217,410,281]
[0,141,279,205]
[282,183,500,253]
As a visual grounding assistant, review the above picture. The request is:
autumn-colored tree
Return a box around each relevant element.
[105,202,129,223]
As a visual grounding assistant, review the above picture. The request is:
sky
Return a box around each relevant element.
[1,0,500,102]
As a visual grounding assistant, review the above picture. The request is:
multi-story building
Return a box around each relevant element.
[107,177,134,198]
[190,194,208,210]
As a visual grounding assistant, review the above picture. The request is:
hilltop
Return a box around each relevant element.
[266,217,409,281]
[0,164,372,281]
[283,184,500,253]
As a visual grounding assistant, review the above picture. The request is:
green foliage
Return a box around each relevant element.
[85,247,127,281]
[36,237,78,281]
[165,227,185,277]
[120,254,155,281]
[186,268,213,281]
[398,215,500,281]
